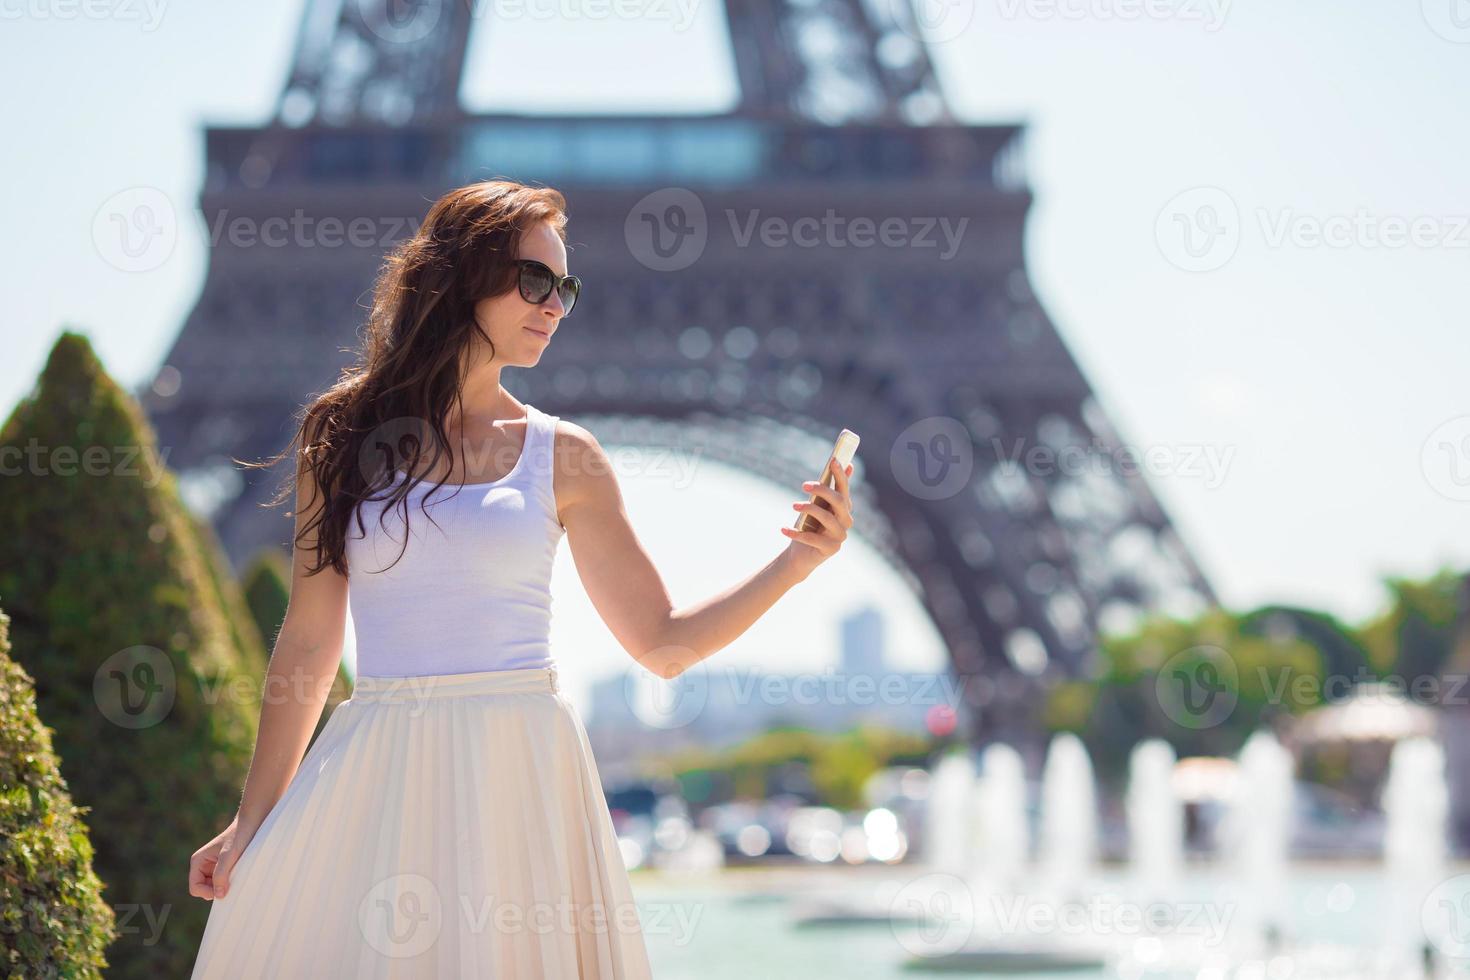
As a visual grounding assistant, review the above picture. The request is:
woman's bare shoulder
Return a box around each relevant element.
[548,419,621,521]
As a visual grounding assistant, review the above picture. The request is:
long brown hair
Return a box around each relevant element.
[244,180,569,577]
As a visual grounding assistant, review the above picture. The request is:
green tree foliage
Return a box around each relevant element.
[1043,568,1470,784]
[0,332,261,978]
[183,508,267,677]
[1237,605,1370,683]
[660,726,933,811]
[1044,606,1321,782]
[240,547,290,653]
[0,605,116,979]
[1357,567,1464,685]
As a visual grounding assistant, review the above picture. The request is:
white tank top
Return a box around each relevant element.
[345,403,565,677]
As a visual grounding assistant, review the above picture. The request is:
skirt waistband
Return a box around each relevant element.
[350,665,559,703]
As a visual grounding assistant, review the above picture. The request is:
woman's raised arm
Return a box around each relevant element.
[554,422,854,679]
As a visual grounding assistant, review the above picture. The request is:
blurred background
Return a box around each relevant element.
[3,1,1470,977]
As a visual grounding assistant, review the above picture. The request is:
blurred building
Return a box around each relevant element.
[585,606,948,766]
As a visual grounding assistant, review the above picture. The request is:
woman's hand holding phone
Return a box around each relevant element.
[780,451,857,580]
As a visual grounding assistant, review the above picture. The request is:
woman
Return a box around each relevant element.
[186,180,856,977]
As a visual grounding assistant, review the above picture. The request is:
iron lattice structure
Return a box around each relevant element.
[142,0,1216,748]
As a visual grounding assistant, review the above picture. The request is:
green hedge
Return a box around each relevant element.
[240,548,291,654]
[0,605,116,978]
[185,509,268,678]
[0,331,261,978]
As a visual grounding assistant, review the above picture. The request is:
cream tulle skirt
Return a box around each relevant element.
[190,664,653,979]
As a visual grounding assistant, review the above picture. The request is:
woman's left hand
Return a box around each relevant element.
[780,457,855,579]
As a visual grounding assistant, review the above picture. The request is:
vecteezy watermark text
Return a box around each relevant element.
[994,0,1230,31]
[989,436,1236,489]
[206,209,424,250]
[726,210,969,261]
[1,0,168,30]
[1156,187,1470,272]
[624,188,972,271]
[0,439,170,487]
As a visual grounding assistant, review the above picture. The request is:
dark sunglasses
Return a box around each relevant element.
[516,259,581,317]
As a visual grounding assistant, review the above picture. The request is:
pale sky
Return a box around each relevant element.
[4,1,1468,709]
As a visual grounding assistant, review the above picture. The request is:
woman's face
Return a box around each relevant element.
[471,220,570,367]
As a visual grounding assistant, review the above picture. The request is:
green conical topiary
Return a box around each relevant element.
[240,547,291,652]
[0,605,117,978]
[184,508,268,676]
[240,546,352,749]
[0,330,261,978]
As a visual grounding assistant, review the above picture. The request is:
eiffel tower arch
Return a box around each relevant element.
[141,0,1217,749]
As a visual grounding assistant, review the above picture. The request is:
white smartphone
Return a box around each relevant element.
[794,429,860,533]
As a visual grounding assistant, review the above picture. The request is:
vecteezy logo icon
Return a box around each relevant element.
[94,646,177,729]
[358,416,443,484]
[92,187,177,273]
[889,872,976,958]
[623,652,708,730]
[891,417,974,501]
[1422,0,1470,42]
[625,188,707,272]
[358,873,443,959]
[1421,415,1470,502]
[895,0,975,44]
[1421,873,1470,959]
[1155,187,1240,272]
[357,0,443,45]
[1156,644,1238,729]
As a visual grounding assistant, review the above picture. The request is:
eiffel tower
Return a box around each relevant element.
[141,0,1217,748]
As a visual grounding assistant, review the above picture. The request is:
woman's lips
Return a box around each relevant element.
[525,326,551,340]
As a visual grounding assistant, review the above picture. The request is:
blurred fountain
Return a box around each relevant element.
[1037,732,1099,903]
[1219,729,1294,958]
[924,750,977,874]
[971,742,1029,899]
[1126,738,1184,904]
[901,741,1109,971]
[1383,735,1450,977]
